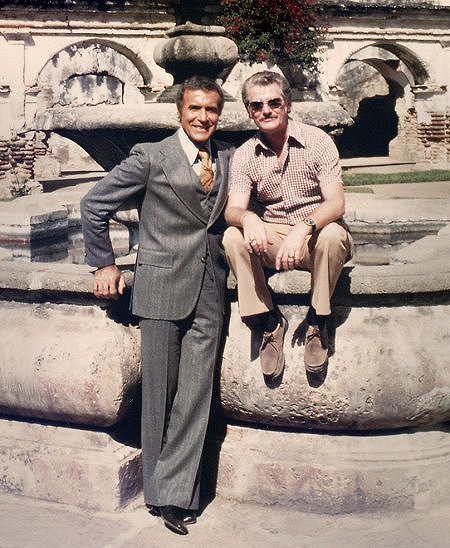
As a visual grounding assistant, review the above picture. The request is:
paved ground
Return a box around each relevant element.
[348,180,450,200]
[1,491,449,548]
[1,175,449,548]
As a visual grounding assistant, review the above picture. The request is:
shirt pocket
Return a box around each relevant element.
[137,248,173,268]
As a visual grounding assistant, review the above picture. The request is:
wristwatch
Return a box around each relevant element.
[303,217,316,232]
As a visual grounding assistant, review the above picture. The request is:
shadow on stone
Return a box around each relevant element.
[290,317,308,348]
[102,287,140,327]
[200,302,231,511]
[264,370,284,389]
[306,363,329,388]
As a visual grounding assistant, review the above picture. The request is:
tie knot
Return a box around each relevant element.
[198,147,214,192]
[198,148,210,161]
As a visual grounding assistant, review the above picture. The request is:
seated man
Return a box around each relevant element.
[223,70,353,378]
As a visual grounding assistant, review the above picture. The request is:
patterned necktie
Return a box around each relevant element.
[198,148,214,193]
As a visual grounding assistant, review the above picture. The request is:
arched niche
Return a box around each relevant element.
[333,42,429,159]
[33,39,154,171]
[36,39,153,112]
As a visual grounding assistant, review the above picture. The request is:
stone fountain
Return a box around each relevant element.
[0,2,449,514]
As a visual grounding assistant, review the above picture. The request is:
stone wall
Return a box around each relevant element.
[400,109,450,164]
[0,135,35,181]
[0,133,48,199]
[0,0,450,187]
[417,111,450,163]
[0,1,174,192]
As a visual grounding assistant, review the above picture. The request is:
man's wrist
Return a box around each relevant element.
[94,264,116,273]
[292,222,313,237]
[240,211,256,226]
[303,217,316,233]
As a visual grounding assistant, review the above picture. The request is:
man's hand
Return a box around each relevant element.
[241,212,269,256]
[276,224,311,271]
[93,264,126,299]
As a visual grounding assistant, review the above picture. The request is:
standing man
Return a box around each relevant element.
[223,71,353,379]
[81,76,233,536]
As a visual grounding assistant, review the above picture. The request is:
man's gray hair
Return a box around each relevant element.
[241,71,292,106]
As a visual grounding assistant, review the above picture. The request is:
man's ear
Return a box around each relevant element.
[286,102,292,114]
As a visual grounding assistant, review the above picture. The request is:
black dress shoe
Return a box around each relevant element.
[180,509,197,525]
[146,504,160,516]
[159,505,189,535]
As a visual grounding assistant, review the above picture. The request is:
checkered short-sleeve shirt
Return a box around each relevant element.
[229,119,343,225]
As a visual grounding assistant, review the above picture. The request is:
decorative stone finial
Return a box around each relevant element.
[153,21,238,102]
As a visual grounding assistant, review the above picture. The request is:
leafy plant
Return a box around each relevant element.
[218,0,324,71]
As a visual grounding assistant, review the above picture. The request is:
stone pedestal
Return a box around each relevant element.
[212,423,450,514]
[0,300,140,426]
[0,189,449,513]
[220,301,450,430]
[0,259,141,510]
[215,220,450,512]
[0,419,141,511]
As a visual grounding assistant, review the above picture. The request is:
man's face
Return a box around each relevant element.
[246,83,291,135]
[179,88,222,145]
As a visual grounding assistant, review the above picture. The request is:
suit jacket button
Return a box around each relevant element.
[200,256,206,263]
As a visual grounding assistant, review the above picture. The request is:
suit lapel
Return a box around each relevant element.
[208,143,229,227]
[160,135,206,223]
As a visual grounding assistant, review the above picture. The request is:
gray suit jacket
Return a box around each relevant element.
[81,133,234,320]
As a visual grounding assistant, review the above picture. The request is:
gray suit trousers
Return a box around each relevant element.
[140,265,223,510]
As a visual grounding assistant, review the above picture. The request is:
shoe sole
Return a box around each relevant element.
[304,357,328,373]
[162,518,189,535]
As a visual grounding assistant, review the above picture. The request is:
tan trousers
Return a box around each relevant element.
[223,221,354,318]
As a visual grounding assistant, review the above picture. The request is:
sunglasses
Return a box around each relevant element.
[247,97,284,113]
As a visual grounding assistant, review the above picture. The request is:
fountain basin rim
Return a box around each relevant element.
[33,102,352,132]
[0,254,448,300]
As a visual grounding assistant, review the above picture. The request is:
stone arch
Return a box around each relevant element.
[370,41,429,85]
[36,39,153,111]
[334,42,430,159]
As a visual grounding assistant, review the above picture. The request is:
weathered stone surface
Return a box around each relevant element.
[34,101,352,133]
[0,195,68,242]
[269,258,450,297]
[33,155,61,179]
[153,22,239,85]
[392,224,450,264]
[0,301,140,426]
[212,422,450,513]
[220,301,450,430]
[0,261,94,292]
[0,418,142,511]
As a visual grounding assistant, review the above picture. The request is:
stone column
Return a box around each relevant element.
[1,32,32,138]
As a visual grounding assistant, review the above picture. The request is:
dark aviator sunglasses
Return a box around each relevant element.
[248,97,284,113]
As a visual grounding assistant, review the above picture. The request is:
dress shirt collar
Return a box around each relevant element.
[177,127,212,166]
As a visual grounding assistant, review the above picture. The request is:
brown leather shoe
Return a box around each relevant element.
[259,311,288,378]
[304,324,328,373]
